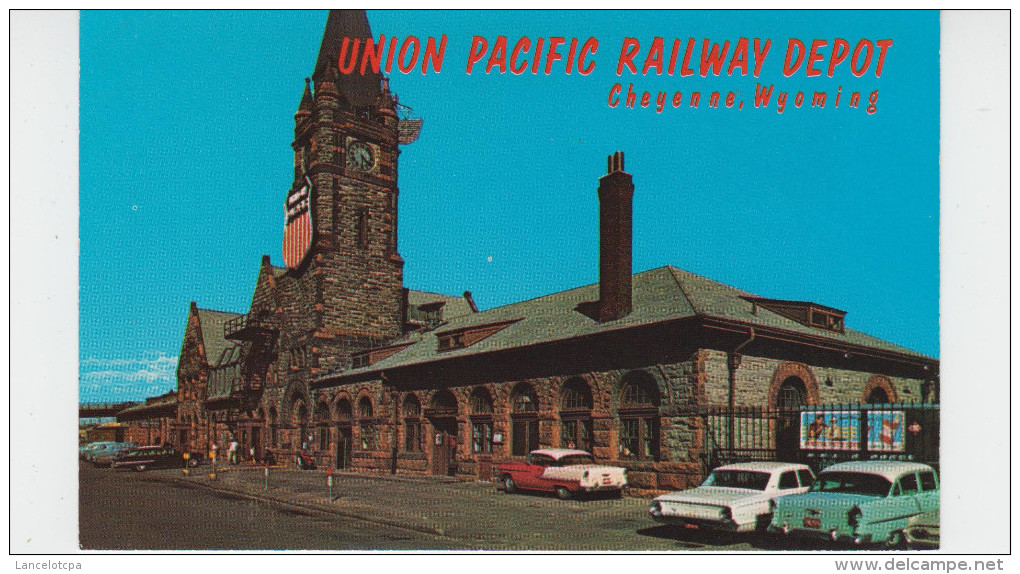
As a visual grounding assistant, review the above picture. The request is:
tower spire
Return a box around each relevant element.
[295,77,313,119]
[312,9,382,109]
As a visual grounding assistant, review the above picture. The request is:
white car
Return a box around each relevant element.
[649,462,815,532]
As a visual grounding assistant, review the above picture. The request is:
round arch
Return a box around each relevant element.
[767,362,821,408]
[862,374,898,404]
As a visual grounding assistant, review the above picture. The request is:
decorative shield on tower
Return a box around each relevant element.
[282,175,313,269]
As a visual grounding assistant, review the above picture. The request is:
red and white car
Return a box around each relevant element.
[498,449,628,500]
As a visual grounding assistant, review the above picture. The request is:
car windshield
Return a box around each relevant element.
[703,470,771,490]
[810,471,893,497]
[557,454,595,466]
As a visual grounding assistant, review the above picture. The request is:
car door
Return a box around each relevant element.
[887,472,925,528]
[915,470,940,514]
[524,454,554,491]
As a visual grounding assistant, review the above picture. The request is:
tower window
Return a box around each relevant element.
[357,209,369,249]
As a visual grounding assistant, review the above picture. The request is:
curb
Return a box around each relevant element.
[163,475,450,539]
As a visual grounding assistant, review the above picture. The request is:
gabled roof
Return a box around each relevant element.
[195,308,242,367]
[319,265,932,383]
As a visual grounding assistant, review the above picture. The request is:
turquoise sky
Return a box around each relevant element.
[79,10,939,403]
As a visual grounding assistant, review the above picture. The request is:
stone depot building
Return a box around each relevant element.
[118,10,938,494]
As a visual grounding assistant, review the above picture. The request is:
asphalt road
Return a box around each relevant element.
[79,463,469,550]
[79,462,833,551]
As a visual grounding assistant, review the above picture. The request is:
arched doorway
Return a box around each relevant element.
[775,376,807,461]
[510,383,540,457]
[334,398,352,470]
[427,390,459,476]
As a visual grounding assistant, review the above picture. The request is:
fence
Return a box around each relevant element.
[702,402,939,473]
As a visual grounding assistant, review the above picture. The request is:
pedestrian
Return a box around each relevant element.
[249,445,256,463]
[228,438,239,465]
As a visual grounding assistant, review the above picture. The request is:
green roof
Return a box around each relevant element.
[407,289,475,321]
[320,265,931,382]
[196,308,242,366]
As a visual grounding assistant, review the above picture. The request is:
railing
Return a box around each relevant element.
[703,402,940,472]
[224,311,279,340]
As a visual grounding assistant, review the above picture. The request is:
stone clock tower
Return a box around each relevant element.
[286,9,406,350]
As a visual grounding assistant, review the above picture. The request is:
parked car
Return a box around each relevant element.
[497,449,627,500]
[89,442,139,466]
[80,441,117,461]
[649,462,815,532]
[770,461,939,547]
[112,444,201,471]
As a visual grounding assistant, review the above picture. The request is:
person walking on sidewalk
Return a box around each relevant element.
[228,439,239,465]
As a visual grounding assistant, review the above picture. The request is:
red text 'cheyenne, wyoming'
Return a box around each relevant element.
[336,36,893,78]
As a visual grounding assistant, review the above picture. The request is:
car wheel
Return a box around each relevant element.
[501,475,516,494]
[554,486,572,500]
[188,458,199,468]
[134,464,146,472]
[888,531,910,550]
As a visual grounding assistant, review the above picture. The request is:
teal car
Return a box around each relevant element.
[770,461,939,547]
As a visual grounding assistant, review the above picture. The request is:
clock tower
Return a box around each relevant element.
[285,9,407,354]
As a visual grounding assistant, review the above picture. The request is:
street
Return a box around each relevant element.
[80,462,800,551]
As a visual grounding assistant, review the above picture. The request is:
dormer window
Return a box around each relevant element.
[743,296,847,334]
[351,342,415,369]
[435,318,521,352]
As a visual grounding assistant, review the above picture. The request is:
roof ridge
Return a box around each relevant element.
[666,265,703,315]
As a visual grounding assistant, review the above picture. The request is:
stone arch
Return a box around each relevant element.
[510,382,540,412]
[560,377,594,410]
[402,393,422,417]
[333,391,353,421]
[430,389,459,413]
[469,386,494,414]
[356,394,375,419]
[617,370,662,408]
[862,374,898,404]
[282,381,309,425]
[767,362,820,408]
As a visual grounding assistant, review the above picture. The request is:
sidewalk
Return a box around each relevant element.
[159,464,654,550]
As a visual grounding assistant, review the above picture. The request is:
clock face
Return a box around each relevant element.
[347,141,376,172]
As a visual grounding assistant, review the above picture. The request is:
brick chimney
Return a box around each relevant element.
[598,151,634,322]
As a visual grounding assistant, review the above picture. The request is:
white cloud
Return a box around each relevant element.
[79,352,179,403]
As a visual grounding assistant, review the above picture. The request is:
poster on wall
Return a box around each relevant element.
[799,411,860,451]
[867,410,906,452]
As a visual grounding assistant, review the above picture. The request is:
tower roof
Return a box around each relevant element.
[312,9,382,108]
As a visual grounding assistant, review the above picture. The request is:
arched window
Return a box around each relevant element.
[402,395,422,452]
[470,388,494,454]
[618,371,660,460]
[777,377,807,409]
[314,400,330,451]
[357,396,374,418]
[511,383,540,456]
[357,396,375,450]
[295,401,310,450]
[268,405,279,448]
[866,387,890,404]
[560,378,593,452]
[335,398,352,422]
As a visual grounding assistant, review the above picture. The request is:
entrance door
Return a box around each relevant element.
[430,418,458,476]
[336,425,352,470]
[251,427,262,462]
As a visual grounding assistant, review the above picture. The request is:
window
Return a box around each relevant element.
[560,378,593,451]
[779,471,800,489]
[470,388,493,454]
[358,397,375,451]
[561,419,592,451]
[472,421,493,454]
[511,384,540,456]
[919,471,938,492]
[778,378,807,409]
[618,371,660,460]
[528,453,555,467]
[898,473,919,496]
[866,387,890,404]
[798,469,816,487]
[403,395,422,452]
